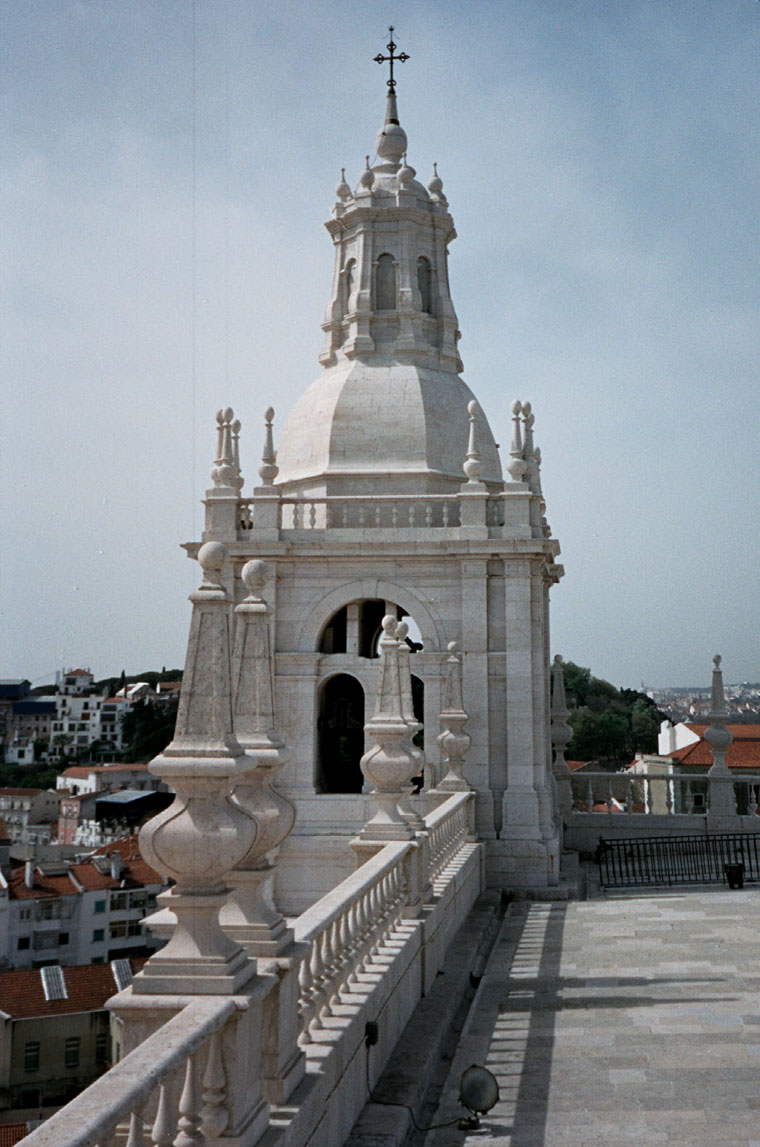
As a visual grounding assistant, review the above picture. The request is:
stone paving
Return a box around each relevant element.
[424,887,760,1146]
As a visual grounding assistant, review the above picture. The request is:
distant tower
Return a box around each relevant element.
[192,40,564,910]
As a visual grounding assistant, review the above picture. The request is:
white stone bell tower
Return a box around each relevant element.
[193,48,564,910]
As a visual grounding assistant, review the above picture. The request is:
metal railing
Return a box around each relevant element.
[597,832,760,888]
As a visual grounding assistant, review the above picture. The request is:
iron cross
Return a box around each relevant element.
[374,26,409,92]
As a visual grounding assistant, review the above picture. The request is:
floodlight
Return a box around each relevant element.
[458,1064,499,1129]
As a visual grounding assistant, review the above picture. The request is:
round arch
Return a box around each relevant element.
[297,578,445,654]
[317,673,365,794]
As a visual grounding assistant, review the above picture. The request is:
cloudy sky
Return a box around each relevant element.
[2,0,758,690]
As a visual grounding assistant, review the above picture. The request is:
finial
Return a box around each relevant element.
[398,152,415,187]
[374,26,409,95]
[197,541,227,589]
[231,418,244,495]
[359,156,375,191]
[507,399,526,481]
[336,167,351,202]
[463,399,484,483]
[258,406,278,486]
[211,407,238,488]
[714,653,722,669]
[381,614,399,637]
[428,162,446,204]
[241,559,269,603]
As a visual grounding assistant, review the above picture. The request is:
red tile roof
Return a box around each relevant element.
[7,835,163,899]
[566,760,589,772]
[0,787,44,797]
[0,959,146,1019]
[667,725,760,770]
[0,1125,29,1147]
[65,669,92,677]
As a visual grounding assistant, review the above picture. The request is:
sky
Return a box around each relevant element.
[1,0,758,691]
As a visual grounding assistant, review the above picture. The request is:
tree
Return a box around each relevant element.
[562,661,667,765]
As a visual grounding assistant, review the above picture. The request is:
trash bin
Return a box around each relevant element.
[724,862,744,889]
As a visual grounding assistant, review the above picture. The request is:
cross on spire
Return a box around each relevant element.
[374,26,409,92]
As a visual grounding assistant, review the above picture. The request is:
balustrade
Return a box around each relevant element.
[567,772,760,819]
[19,997,239,1147]
[424,792,473,884]
[294,840,411,1044]
[240,494,462,531]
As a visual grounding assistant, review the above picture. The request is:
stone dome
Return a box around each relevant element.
[275,360,503,494]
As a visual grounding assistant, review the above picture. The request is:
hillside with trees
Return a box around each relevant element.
[561,661,666,767]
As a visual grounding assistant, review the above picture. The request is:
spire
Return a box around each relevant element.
[706,654,733,774]
[258,407,278,486]
[373,27,409,171]
[507,400,526,482]
[463,400,484,484]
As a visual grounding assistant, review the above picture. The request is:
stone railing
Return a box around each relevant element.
[239,492,518,533]
[425,791,474,884]
[19,995,240,1147]
[279,494,462,530]
[565,771,760,817]
[294,839,411,1045]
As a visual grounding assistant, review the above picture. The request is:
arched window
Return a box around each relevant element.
[344,259,356,313]
[417,256,432,314]
[317,675,365,793]
[375,254,396,311]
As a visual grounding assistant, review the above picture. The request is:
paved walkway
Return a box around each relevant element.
[424,887,760,1146]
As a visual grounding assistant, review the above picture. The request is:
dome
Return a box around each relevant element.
[275,361,503,494]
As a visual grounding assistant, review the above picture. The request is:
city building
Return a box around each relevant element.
[0,836,166,970]
[0,959,142,1120]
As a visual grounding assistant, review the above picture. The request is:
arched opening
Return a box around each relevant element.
[343,258,356,313]
[375,253,396,311]
[317,674,365,794]
[319,600,387,658]
[416,256,432,314]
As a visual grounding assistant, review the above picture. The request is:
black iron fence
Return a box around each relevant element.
[596,832,760,889]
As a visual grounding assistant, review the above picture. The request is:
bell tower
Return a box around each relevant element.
[194,36,565,911]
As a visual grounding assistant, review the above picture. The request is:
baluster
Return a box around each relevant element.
[666,778,673,815]
[201,1030,229,1139]
[585,777,593,812]
[358,503,366,527]
[623,778,633,812]
[319,927,335,1019]
[292,502,301,528]
[425,502,433,527]
[606,777,613,811]
[685,780,695,814]
[297,952,315,1044]
[442,501,449,527]
[309,501,317,529]
[175,1054,203,1146]
[338,909,351,991]
[126,1107,146,1147]
[409,503,416,527]
[345,900,360,990]
[750,785,758,816]
[645,778,653,814]
[341,502,348,527]
[151,1080,175,1147]
[375,504,381,527]
[309,936,325,1032]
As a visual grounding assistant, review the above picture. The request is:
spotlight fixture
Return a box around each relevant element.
[458,1063,499,1129]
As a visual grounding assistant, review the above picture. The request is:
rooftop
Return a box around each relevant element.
[0,958,144,1019]
[424,886,760,1147]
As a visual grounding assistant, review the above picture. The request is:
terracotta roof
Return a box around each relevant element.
[0,787,44,797]
[566,760,589,772]
[0,816,8,840]
[0,1125,29,1147]
[65,669,92,677]
[0,959,146,1019]
[7,835,163,899]
[667,726,760,770]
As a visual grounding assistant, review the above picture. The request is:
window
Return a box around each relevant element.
[110,892,128,912]
[24,1042,40,1072]
[58,932,69,945]
[109,921,127,938]
[375,253,396,310]
[19,906,31,921]
[17,937,30,950]
[95,1032,109,1066]
[35,900,61,921]
[92,956,105,964]
[65,1037,80,1069]
[33,932,60,951]
[93,928,104,942]
[94,899,106,914]
[417,257,432,313]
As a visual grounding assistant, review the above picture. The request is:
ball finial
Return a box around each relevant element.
[198,541,227,572]
[382,614,398,635]
[242,559,269,600]
[713,654,722,668]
